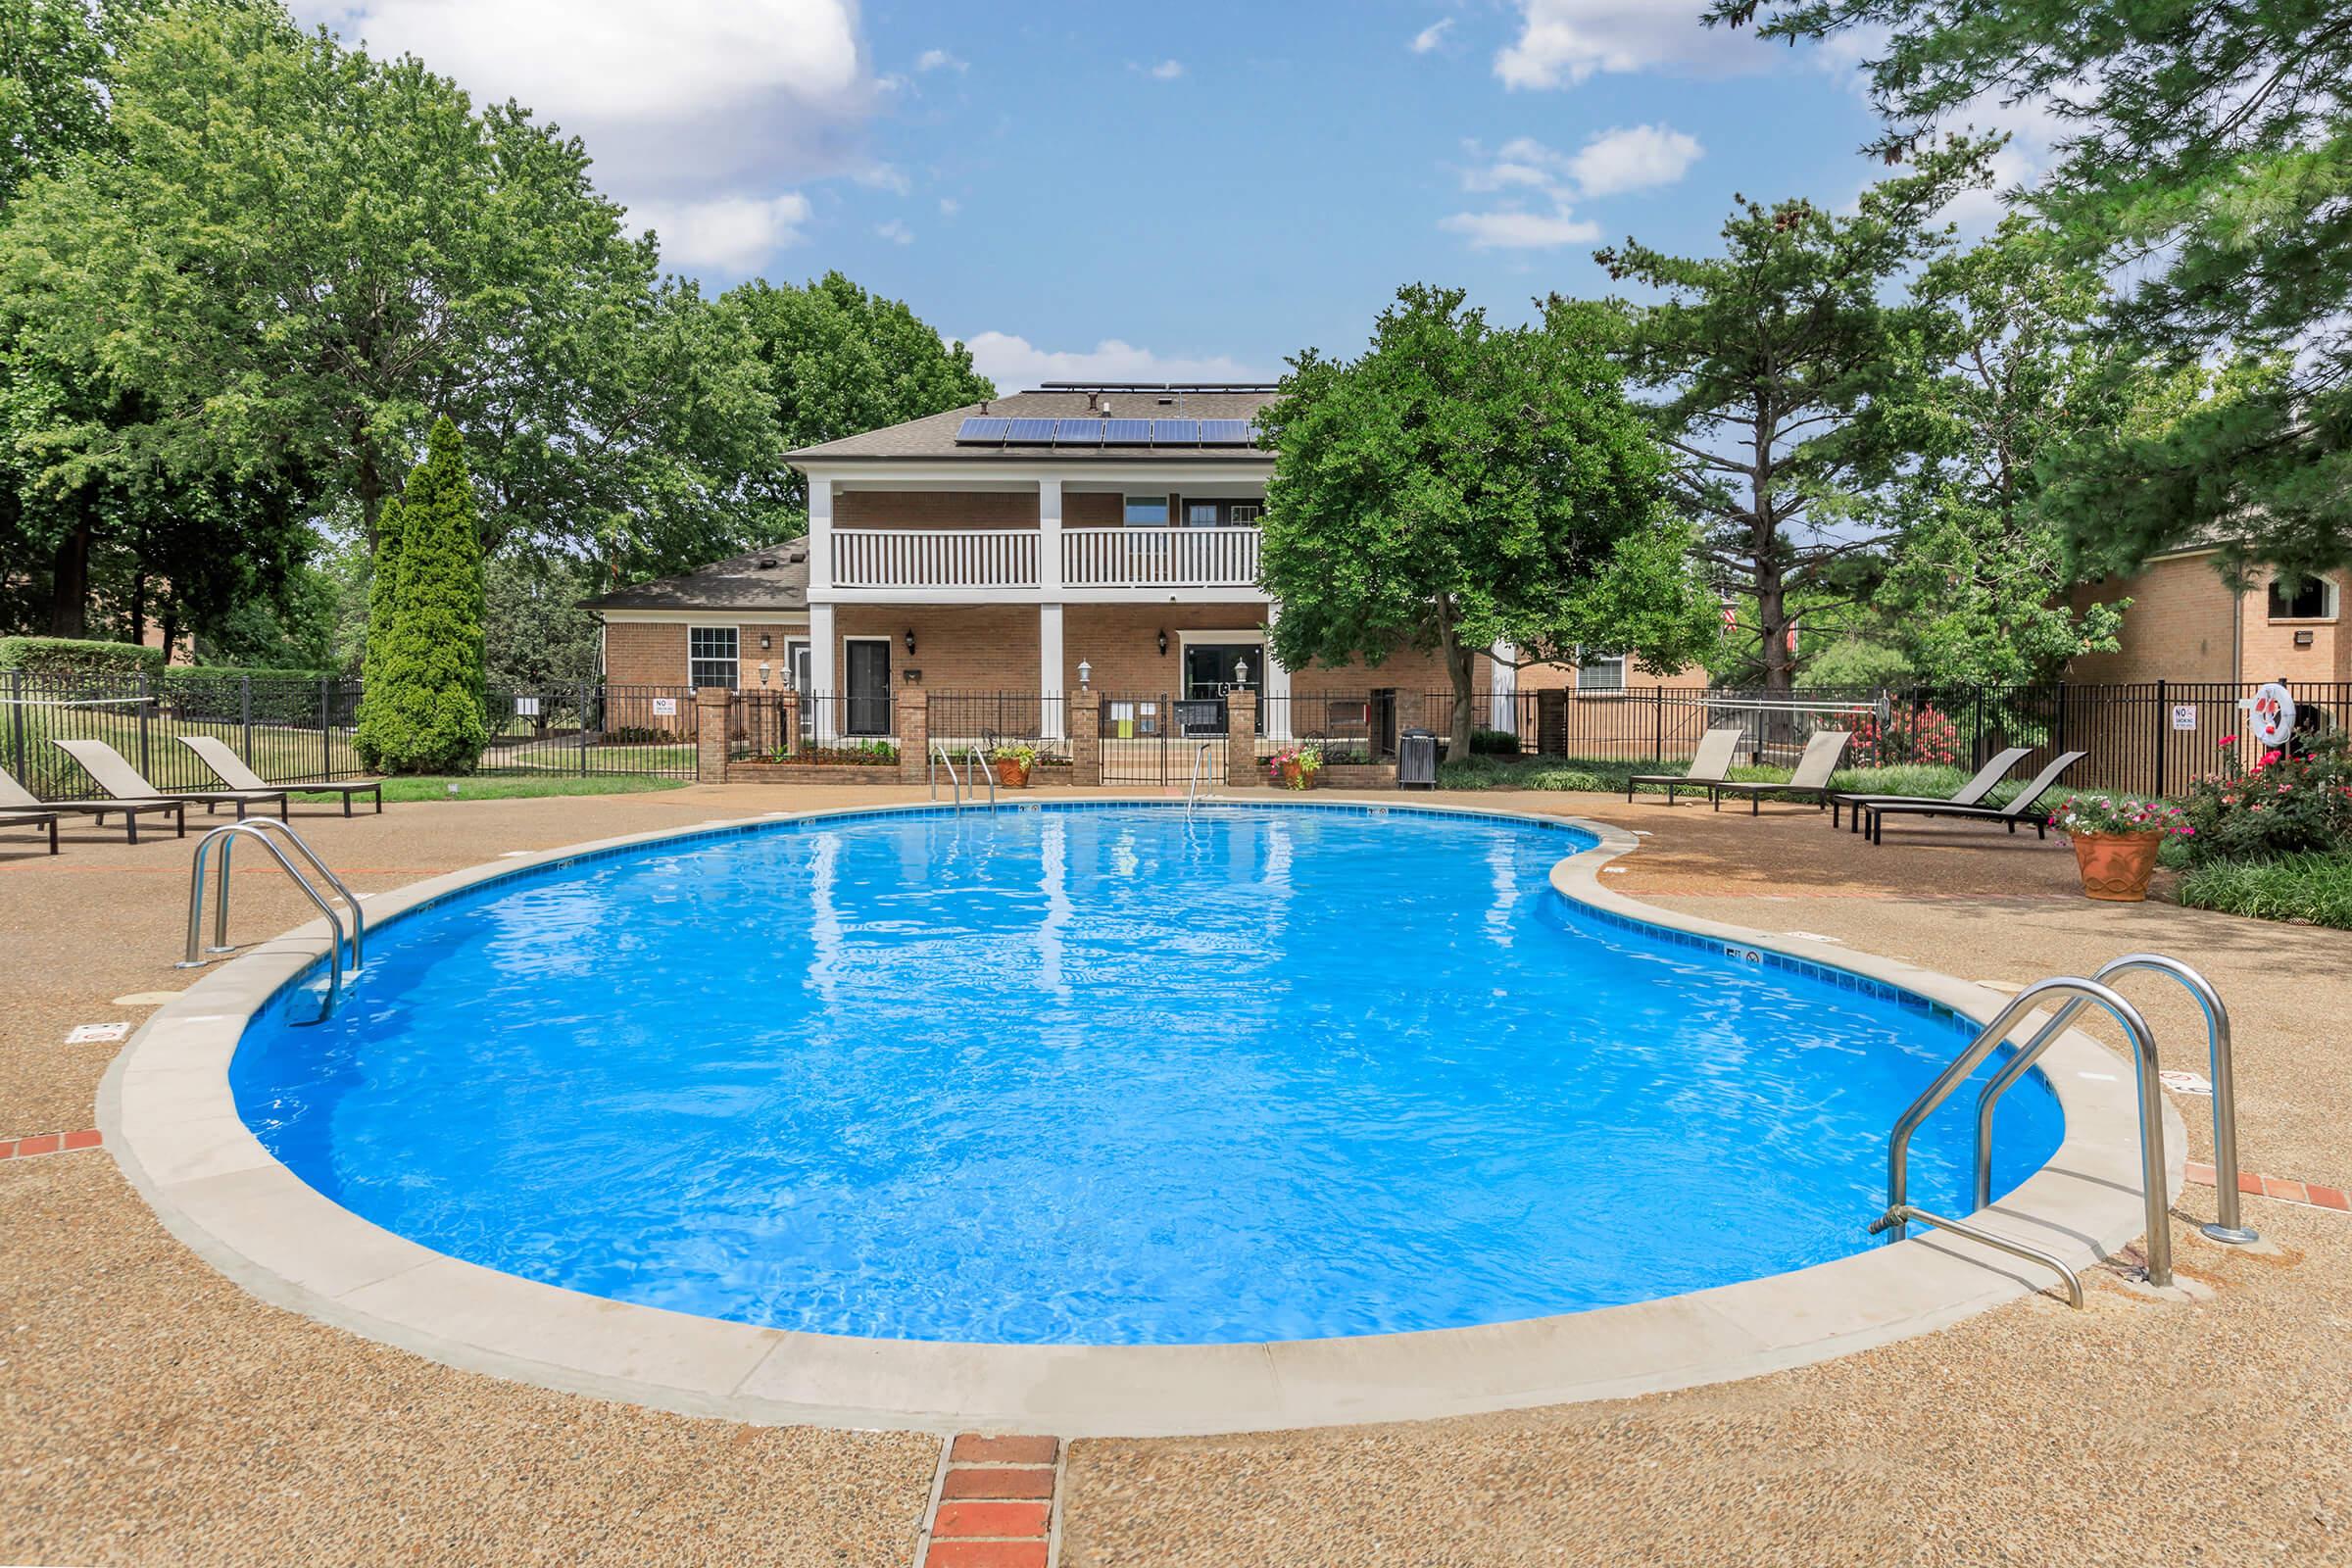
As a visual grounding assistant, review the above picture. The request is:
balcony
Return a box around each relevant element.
[825,525,1263,596]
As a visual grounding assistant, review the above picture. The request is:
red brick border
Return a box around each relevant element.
[2183,1161,2350,1213]
[914,1433,1061,1568]
[0,1128,101,1161]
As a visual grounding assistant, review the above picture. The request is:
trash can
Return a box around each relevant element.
[1397,728,1438,790]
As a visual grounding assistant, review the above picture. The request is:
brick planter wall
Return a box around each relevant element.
[1317,763,1396,790]
[726,762,904,786]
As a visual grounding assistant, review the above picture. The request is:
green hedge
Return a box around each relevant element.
[2176,854,2352,931]
[0,636,168,679]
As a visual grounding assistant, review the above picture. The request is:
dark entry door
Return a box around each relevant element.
[845,640,891,736]
[1182,644,1255,736]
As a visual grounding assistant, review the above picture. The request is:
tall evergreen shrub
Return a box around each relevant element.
[354,418,488,772]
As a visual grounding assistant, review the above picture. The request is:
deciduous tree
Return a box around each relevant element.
[1260,285,1718,756]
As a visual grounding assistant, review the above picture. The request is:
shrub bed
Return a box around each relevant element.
[2178,853,2352,930]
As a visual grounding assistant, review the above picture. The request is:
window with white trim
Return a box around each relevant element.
[1123,494,1170,525]
[688,626,739,689]
[1575,653,1627,692]
[2268,574,2338,620]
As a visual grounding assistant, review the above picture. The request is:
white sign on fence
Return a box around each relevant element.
[514,696,540,717]
[2171,703,2197,731]
[651,697,677,716]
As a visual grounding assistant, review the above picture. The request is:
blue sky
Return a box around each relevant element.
[297,2,2040,387]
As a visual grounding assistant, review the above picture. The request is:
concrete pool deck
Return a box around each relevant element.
[4,783,2349,1564]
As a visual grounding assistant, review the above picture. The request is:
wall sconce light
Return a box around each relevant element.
[904,628,917,656]
[1077,659,1093,690]
[2295,629,2316,648]
[759,633,771,650]
[758,662,771,686]
[1156,628,1169,657]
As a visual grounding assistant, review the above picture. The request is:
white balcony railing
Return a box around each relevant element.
[1062,526,1261,590]
[831,528,1038,590]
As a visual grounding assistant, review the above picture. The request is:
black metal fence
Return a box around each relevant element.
[479,684,699,778]
[1260,680,2351,796]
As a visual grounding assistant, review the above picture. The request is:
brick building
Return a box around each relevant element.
[2066,548,2349,684]
[584,382,1701,747]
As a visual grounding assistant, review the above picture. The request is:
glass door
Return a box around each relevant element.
[844,639,892,736]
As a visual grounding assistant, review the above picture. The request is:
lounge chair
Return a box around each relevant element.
[179,736,383,816]
[1708,729,1851,814]
[1859,751,2088,846]
[0,760,186,843]
[1832,746,2034,832]
[1,809,60,855]
[1626,726,1745,805]
[52,738,289,823]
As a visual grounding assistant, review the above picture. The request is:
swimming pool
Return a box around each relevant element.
[227,803,2063,1348]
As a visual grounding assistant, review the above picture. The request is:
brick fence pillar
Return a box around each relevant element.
[1226,690,1259,789]
[897,686,929,784]
[1069,688,1102,786]
[694,687,731,783]
[779,688,801,759]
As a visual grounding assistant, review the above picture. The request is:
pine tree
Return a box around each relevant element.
[355,417,488,773]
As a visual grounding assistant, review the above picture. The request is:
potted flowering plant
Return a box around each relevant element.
[2046,793,2194,903]
[987,741,1039,788]
[1267,743,1323,791]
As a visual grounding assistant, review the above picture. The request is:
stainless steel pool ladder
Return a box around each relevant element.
[177,819,366,1024]
[927,740,997,811]
[1872,975,2168,1299]
[1971,954,2255,1245]
[1185,741,1215,817]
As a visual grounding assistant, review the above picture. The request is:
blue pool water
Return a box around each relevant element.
[230,804,2063,1346]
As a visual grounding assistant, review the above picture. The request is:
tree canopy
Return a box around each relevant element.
[1711,0,2352,579]
[1596,148,1987,690]
[1259,284,1718,754]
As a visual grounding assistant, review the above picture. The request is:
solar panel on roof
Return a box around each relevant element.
[1102,418,1153,444]
[1054,418,1106,445]
[1004,417,1059,443]
[1199,418,1257,445]
[1151,418,1201,445]
[955,416,1010,443]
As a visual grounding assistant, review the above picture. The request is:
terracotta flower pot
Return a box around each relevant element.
[2070,831,2162,903]
[992,758,1032,789]
[1280,760,1316,790]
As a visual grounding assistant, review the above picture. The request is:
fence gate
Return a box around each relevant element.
[477,684,698,779]
[1100,692,1177,785]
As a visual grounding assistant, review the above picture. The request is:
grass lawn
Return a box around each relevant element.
[2176,853,2352,930]
[293,774,692,805]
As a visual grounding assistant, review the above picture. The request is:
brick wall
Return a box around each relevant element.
[2067,555,2241,682]
[834,490,1039,529]
[2239,566,2349,682]
[602,621,687,687]
[837,605,1045,692]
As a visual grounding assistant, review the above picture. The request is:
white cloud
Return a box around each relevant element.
[937,197,961,217]
[1565,123,1703,196]
[965,333,1278,389]
[1439,208,1601,250]
[914,47,965,73]
[855,163,910,195]
[875,218,913,245]
[626,192,812,272]
[1148,59,1184,80]
[1494,0,1764,90]
[1409,18,1454,53]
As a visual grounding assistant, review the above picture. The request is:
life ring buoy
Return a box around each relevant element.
[2249,682,2296,749]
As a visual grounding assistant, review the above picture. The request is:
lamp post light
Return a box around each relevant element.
[1077,659,1093,691]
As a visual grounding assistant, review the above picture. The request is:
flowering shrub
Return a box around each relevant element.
[1850,704,1962,767]
[988,741,1039,772]
[1267,743,1323,789]
[2180,737,2352,864]
[2047,793,2194,840]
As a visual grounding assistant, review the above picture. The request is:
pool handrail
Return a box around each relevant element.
[967,744,996,811]
[177,820,349,1024]
[1877,974,2171,1289]
[1971,954,2254,1245]
[1186,741,1215,817]
[200,816,366,968]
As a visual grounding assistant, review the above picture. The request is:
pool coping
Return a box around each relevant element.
[99,796,2182,1439]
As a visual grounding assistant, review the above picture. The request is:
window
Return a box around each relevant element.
[2268,574,2337,620]
[688,626,739,689]
[1184,501,1221,527]
[1228,503,1262,525]
[1576,653,1627,693]
[1123,494,1170,526]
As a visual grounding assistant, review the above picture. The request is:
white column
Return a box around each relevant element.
[1037,477,1062,596]
[1489,640,1517,731]
[1263,600,1293,741]
[1040,602,1065,740]
[809,601,836,741]
[807,475,833,595]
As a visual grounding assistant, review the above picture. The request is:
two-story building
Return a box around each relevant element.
[587,382,1694,762]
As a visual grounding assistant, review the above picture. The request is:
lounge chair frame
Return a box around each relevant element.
[178,736,383,816]
[1859,751,2089,846]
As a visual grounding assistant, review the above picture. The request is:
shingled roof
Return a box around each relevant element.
[581,541,810,612]
[784,386,1280,464]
